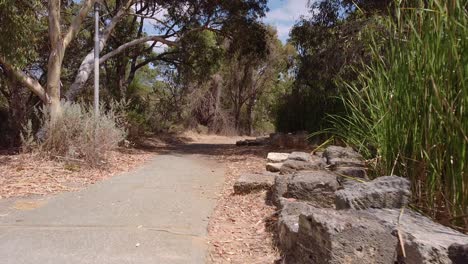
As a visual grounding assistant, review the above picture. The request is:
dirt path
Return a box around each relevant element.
[0,146,226,263]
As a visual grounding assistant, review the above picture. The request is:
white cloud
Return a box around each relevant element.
[265,0,310,24]
[264,0,314,42]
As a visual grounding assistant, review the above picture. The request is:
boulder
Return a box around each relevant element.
[335,175,410,210]
[233,173,275,194]
[271,174,293,205]
[369,208,468,264]
[277,198,316,253]
[284,171,339,207]
[267,152,289,163]
[448,243,468,264]
[334,166,368,180]
[266,162,282,172]
[324,146,365,167]
[323,145,363,160]
[280,156,325,174]
[295,208,397,264]
[288,152,311,162]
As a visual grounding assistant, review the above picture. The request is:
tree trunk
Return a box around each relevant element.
[0,0,95,118]
[66,0,134,101]
[246,96,255,136]
[47,0,64,125]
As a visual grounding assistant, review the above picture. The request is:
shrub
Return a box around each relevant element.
[28,102,125,165]
[330,0,467,229]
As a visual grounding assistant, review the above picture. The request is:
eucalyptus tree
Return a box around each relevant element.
[0,0,268,124]
[0,0,96,124]
[66,0,269,100]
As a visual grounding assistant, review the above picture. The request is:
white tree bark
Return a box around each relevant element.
[66,34,177,100]
[47,0,96,124]
[0,57,49,103]
[65,0,135,101]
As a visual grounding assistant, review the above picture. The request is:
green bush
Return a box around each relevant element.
[330,0,467,228]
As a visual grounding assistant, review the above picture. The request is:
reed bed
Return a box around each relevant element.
[330,0,467,229]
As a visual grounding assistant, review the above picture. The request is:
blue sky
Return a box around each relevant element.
[264,0,311,42]
[139,0,312,50]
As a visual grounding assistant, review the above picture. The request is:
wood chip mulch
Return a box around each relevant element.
[207,148,280,264]
[0,148,153,199]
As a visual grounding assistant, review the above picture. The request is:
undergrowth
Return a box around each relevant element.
[22,102,126,166]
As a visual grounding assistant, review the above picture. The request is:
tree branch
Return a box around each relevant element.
[99,35,178,64]
[0,57,49,103]
[63,0,96,48]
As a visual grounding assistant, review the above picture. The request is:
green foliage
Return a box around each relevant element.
[276,0,388,133]
[178,30,224,83]
[0,0,46,66]
[330,0,467,228]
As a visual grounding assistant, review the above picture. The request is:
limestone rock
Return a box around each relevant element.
[334,166,368,180]
[280,156,325,174]
[295,208,397,264]
[277,198,315,252]
[271,174,293,205]
[324,145,365,167]
[370,208,468,264]
[267,152,289,163]
[335,175,410,210]
[266,162,282,172]
[323,145,363,160]
[288,152,311,162]
[449,243,468,264]
[233,173,275,194]
[285,171,338,207]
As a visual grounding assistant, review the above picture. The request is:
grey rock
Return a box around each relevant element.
[328,157,365,167]
[267,152,289,163]
[335,175,410,210]
[370,208,468,264]
[285,171,339,207]
[288,152,311,162]
[277,198,316,252]
[324,146,365,167]
[334,166,368,180]
[280,156,325,174]
[271,174,293,206]
[295,208,397,264]
[324,145,363,160]
[266,162,283,172]
[233,173,275,194]
[448,243,468,264]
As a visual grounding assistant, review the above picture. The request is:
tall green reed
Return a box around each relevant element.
[330,0,467,229]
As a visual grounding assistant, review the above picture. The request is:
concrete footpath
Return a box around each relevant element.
[0,153,225,264]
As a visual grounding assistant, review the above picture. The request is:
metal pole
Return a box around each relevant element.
[94,2,100,117]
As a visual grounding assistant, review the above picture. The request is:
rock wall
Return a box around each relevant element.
[233,145,468,263]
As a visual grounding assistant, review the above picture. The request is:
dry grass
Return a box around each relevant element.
[0,148,153,199]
